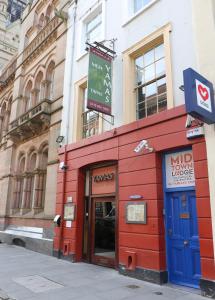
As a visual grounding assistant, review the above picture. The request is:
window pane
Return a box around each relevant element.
[144,49,154,66]
[135,43,166,120]
[155,44,164,60]
[134,0,152,13]
[155,58,165,77]
[135,56,144,85]
[86,13,102,43]
[136,87,146,119]
[144,64,155,82]
[86,13,102,33]
[158,94,167,112]
[87,25,102,43]
[146,82,157,116]
[157,77,166,94]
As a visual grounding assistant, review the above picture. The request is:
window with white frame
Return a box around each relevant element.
[135,43,167,119]
[85,11,102,44]
[133,0,153,13]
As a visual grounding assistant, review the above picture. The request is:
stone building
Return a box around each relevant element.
[0,0,27,71]
[0,0,69,255]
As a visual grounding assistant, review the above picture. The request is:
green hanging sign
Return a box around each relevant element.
[87,47,112,115]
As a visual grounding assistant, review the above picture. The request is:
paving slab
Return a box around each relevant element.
[0,244,207,300]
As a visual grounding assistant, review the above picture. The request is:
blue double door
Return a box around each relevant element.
[166,191,201,288]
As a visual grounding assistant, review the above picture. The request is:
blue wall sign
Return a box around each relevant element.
[183,68,215,124]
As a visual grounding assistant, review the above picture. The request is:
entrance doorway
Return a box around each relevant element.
[92,198,115,267]
[82,196,116,268]
[82,164,117,268]
[166,191,201,288]
[163,149,201,288]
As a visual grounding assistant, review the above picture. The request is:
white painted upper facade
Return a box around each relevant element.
[61,0,199,144]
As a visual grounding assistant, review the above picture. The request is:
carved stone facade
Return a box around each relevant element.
[0,0,69,255]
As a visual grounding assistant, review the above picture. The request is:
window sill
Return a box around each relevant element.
[122,0,159,28]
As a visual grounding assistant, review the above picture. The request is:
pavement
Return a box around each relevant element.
[0,243,207,300]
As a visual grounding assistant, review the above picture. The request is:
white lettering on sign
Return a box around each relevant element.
[165,150,195,188]
[93,173,114,183]
[196,79,212,113]
[104,64,111,103]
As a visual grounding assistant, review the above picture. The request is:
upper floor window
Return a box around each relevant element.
[135,43,166,119]
[85,12,102,44]
[123,24,173,124]
[133,0,152,13]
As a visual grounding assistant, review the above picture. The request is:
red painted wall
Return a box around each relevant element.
[54,105,215,281]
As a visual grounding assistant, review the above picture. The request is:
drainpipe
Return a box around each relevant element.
[61,0,78,145]
[57,0,78,258]
[57,145,67,258]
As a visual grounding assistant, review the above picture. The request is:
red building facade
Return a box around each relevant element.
[54,105,215,296]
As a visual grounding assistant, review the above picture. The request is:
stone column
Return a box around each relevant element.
[33,172,40,208]
[0,114,3,140]
[31,89,39,107]
[42,80,51,100]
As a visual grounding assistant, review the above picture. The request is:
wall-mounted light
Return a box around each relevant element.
[56,135,64,147]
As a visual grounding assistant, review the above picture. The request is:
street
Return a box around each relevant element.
[0,244,206,300]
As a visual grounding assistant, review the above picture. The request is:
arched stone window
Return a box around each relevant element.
[45,5,53,24]
[24,151,37,209]
[24,80,33,112]
[46,61,55,100]
[34,144,48,209]
[0,102,6,141]
[34,71,43,104]
[0,97,12,141]
[38,13,45,31]
[14,155,26,209]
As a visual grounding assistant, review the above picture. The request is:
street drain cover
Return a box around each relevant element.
[154,291,163,295]
[126,284,140,289]
[13,275,63,293]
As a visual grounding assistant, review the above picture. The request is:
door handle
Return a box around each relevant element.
[183,240,189,246]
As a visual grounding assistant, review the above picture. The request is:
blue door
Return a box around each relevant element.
[166,191,201,288]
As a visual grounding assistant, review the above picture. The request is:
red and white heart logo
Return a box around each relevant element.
[198,84,209,101]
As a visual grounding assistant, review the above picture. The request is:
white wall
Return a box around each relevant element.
[61,0,198,144]
[191,0,215,258]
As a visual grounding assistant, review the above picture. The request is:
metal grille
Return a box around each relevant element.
[82,110,99,138]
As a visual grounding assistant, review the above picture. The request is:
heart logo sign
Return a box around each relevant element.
[198,84,209,101]
[196,79,212,113]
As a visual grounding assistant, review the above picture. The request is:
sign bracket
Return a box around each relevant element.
[92,111,114,126]
[86,40,117,59]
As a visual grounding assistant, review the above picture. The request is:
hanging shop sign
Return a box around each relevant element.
[165,149,195,189]
[183,68,215,124]
[87,47,112,115]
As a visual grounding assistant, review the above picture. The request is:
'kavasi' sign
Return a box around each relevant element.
[183,68,215,124]
[165,150,195,189]
[87,47,112,115]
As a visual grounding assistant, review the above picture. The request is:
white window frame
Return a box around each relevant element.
[76,0,106,60]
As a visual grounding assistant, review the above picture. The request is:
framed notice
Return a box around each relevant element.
[64,203,76,221]
[165,149,195,189]
[126,202,147,224]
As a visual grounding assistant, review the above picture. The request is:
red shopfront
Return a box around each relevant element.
[54,105,215,296]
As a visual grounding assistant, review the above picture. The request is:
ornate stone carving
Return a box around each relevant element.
[7,99,51,143]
